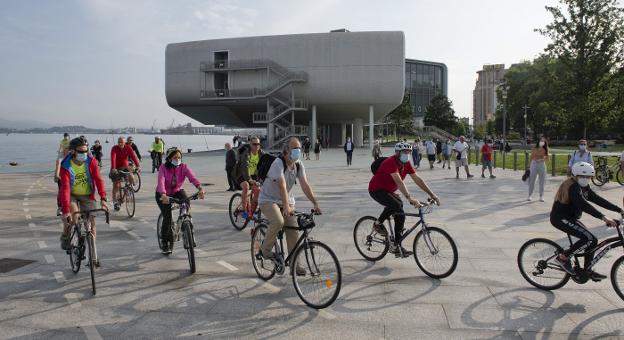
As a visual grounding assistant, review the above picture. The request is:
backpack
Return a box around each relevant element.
[370,156,388,174]
[256,153,300,182]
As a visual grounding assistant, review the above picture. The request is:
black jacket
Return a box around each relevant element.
[551,181,622,222]
[234,146,264,181]
[344,141,354,152]
[129,143,142,160]
[225,149,237,170]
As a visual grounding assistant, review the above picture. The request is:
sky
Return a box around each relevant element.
[0,0,557,129]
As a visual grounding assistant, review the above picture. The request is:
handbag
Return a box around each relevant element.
[522,169,530,181]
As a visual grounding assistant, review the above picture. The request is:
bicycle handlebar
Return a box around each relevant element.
[167,192,201,205]
[71,208,110,224]
[293,209,322,217]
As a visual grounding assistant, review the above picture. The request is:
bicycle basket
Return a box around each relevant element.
[298,215,316,229]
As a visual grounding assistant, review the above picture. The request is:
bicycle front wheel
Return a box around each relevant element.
[156,213,164,250]
[611,255,624,301]
[292,240,342,309]
[250,224,276,280]
[125,188,135,218]
[69,225,82,273]
[86,232,96,295]
[413,226,458,279]
[228,193,249,231]
[132,171,141,192]
[616,169,624,185]
[182,221,196,274]
[353,216,389,261]
[517,238,570,290]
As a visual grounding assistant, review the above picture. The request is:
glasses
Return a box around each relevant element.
[76,150,88,154]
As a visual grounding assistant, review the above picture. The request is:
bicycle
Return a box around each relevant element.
[67,207,109,295]
[115,170,136,218]
[517,214,624,301]
[251,210,342,309]
[591,156,623,186]
[228,181,261,230]
[150,151,163,173]
[128,162,141,193]
[353,199,458,279]
[157,192,201,273]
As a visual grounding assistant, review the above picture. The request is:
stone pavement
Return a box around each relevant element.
[1,147,623,339]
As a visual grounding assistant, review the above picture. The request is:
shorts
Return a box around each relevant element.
[482,160,492,168]
[455,158,468,167]
[109,169,128,182]
[443,154,450,160]
[427,154,436,162]
[72,195,96,211]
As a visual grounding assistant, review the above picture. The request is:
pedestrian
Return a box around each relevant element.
[412,138,420,168]
[426,139,436,169]
[314,137,322,160]
[225,143,237,191]
[303,137,312,160]
[436,139,442,163]
[453,136,474,179]
[567,139,593,176]
[372,139,382,160]
[528,136,549,202]
[481,139,496,178]
[442,139,452,169]
[344,137,354,166]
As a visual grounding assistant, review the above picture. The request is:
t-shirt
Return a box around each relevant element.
[569,150,593,167]
[368,155,416,193]
[481,144,494,161]
[259,158,306,206]
[453,141,468,159]
[248,152,260,176]
[345,142,353,151]
[70,160,91,196]
[426,141,436,155]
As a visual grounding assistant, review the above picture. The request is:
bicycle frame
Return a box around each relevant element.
[388,205,433,245]
[269,212,319,273]
[568,222,624,272]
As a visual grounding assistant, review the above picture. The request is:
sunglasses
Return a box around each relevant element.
[76,150,88,154]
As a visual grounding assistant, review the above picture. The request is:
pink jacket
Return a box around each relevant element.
[155,163,201,196]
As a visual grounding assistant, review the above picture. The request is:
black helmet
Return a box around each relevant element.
[165,147,181,160]
[69,137,88,150]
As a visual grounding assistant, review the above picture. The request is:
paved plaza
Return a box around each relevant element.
[1,147,623,339]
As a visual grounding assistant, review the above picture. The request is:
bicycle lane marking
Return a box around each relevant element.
[217,261,239,271]
[249,279,281,293]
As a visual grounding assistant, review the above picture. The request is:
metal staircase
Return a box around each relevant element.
[413,126,456,141]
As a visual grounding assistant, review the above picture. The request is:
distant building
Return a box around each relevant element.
[473,64,507,127]
[405,59,448,128]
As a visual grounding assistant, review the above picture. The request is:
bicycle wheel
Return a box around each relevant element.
[592,168,608,186]
[69,225,83,273]
[132,171,141,192]
[413,226,458,279]
[611,255,624,301]
[250,224,276,280]
[616,169,624,185]
[182,221,196,274]
[517,238,570,290]
[228,193,249,230]
[125,188,135,218]
[86,232,96,295]
[292,240,342,309]
[156,213,164,250]
[353,216,389,261]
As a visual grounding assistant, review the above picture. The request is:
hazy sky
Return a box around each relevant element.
[0,0,556,129]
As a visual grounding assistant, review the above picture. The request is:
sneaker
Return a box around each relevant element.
[94,259,101,268]
[56,207,62,216]
[261,249,275,260]
[393,245,413,258]
[589,271,607,281]
[556,255,575,275]
[456,174,460,179]
[481,174,486,178]
[539,196,545,202]
[161,244,171,255]
[527,196,533,201]
[467,174,474,178]
[60,234,71,250]
[372,222,388,236]
[490,175,496,179]
[113,202,121,211]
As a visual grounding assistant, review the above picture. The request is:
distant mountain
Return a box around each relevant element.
[0,118,52,129]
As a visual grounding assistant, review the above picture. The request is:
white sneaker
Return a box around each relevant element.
[527,196,532,201]
[539,197,545,202]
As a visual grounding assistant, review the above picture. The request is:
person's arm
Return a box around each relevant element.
[155,166,167,197]
[59,169,71,214]
[184,165,202,189]
[570,185,606,219]
[133,144,142,160]
[90,160,107,201]
[277,175,291,216]
[110,147,117,170]
[54,159,61,179]
[586,188,623,213]
[409,172,439,204]
[129,147,140,168]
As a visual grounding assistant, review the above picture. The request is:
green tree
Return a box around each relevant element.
[486,120,495,136]
[387,91,414,139]
[424,95,458,132]
[473,124,486,140]
[453,120,468,137]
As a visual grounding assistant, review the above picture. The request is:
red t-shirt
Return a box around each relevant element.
[481,144,494,161]
[368,155,416,193]
[110,144,140,170]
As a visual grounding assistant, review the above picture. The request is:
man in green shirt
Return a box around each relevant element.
[149,137,165,172]
[235,136,264,218]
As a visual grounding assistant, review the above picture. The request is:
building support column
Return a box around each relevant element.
[354,118,363,148]
[341,122,347,145]
[311,105,317,147]
[369,105,375,150]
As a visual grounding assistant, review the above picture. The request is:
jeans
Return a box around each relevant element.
[529,161,546,198]
[346,151,353,165]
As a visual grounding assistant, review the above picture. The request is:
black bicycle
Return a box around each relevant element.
[150,151,163,173]
[116,170,136,218]
[591,156,624,187]
[157,192,201,273]
[518,215,624,301]
[353,199,458,279]
[128,161,141,193]
[251,210,342,309]
[67,207,109,295]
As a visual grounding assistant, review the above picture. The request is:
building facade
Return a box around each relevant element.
[405,59,448,128]
[473,64,507,127]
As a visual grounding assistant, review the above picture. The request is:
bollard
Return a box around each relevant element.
[513,152,518,171]
[552,154,556,176]
[502,152,506,170]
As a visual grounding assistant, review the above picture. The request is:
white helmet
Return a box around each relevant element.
[571,162,595,176]
[394,142,413,152]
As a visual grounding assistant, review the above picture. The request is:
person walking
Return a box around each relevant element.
[372,139,382,160]
[435,139,442,163]
[224,143,237,191]
[90,140,103,167]
[481,139,496,178]
[567,139,593,176]
[411,139,420,168]
[453,136,473,179]
[303,137,312,160]
[314,137,322,160]
[442,139,452,169]
[528,136,549,202]
[344,137,354,166]
[426,139,436,169]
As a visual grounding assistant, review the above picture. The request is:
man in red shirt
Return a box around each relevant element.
[110,137,141,210]
[480,138,496,179]
[368,142,440,257]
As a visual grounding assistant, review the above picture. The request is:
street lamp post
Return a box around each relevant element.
[523,104,530,146]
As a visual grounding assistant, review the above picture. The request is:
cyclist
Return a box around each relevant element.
[127,136,142,162]
[54,133,71,216]
[156,147,205,254]
[235,136,264,217]
[90,140,103,166]
[369,142,441,257]
[258,137,321,275]
[58,137,108,266]
[149,137,165,172]
[110,137,140,211]
[551,161,621,280]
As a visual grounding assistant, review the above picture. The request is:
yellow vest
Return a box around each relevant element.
[70,160,92,196]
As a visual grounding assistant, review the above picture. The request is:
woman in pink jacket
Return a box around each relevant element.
[155,147,205,254]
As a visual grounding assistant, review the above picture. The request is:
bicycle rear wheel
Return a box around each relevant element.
[611,255,624,301]
[353,216,389,261]
[616,169,624,185]
[125,188,135,218]
[156,213,165,250]
[132,171,141,192]
[292,240,342,309]
[86,232,96,295]
[182,221,196,274]
[69,225,83,273]
[228,193,249,230]
[413,226,458,279]
[517,238,570,290]
[592,169,608,186]
[250,224,276,280]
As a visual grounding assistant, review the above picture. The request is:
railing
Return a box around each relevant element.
[424,126,456,140]
[252,112,268,123]
[200,59,308,82]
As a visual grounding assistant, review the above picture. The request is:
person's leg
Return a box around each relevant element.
[538,163,546,199]
[283,213,300,255]
[464,160,472,177]
[259,203,285,257]
[528,162,538,198]
[370,191,397,225]
[489,164,494,177]
[552,219,597,269]
[455,160,460,178]
[155,192,173,246]
[240,180,250,213]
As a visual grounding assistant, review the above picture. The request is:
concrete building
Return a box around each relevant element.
[473,64,507,127]
[405,59,448,128]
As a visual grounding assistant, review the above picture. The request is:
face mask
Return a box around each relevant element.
[74,152,87,162]
[290,148,301,161]
[579,145,586,151]
[577,177,590,187]
[399,153,409,163]
[539,142,545,147]
[171,159,181,166]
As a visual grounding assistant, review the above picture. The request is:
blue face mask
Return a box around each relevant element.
[399,153,409,163]
[290,148,301,161]
[74,152,87,162]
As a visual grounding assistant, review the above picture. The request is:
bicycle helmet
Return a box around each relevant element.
[69,136,88,150]
[571,161,595,176]
[165,147,181,160]
[394,141,413,152]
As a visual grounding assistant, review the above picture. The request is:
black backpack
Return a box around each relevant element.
[371,156,388,174]
[256,153,300,182]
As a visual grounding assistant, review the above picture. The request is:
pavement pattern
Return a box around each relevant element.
[1,147,624,339]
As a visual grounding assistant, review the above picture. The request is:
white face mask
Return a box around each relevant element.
[579,145,586,151]
[539,141,545,147]
[577,177,590,187]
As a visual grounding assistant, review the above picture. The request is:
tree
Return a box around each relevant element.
[453,120,468,137]
[424,95,458,132]
[473,124,486,140]
[387,91,414,139]
[537,0,624,138]
[486,120,495,136]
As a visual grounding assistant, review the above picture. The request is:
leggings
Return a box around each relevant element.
[369,191,405,245]
[155,190,188,242]
[529,161,546,197]
[551,217,597,269]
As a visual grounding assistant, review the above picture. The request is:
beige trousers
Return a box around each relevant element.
[259,203,299,255]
